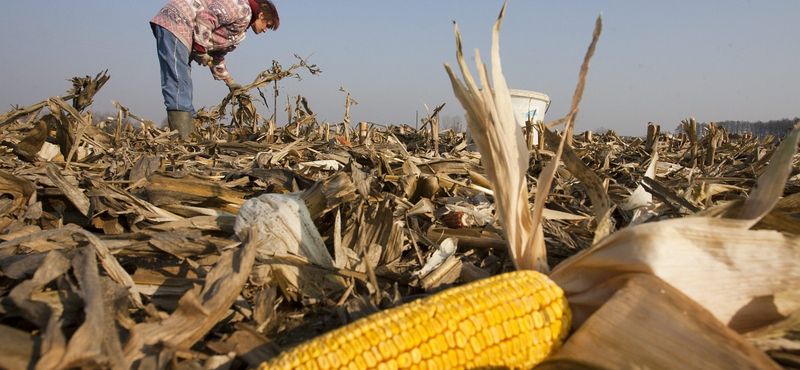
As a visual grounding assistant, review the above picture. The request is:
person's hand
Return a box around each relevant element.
[191,52,213,66]
[226,80,243,93]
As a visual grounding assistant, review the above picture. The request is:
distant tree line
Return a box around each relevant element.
[676,117,798,140]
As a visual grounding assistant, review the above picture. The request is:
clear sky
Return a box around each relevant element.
[1,1,797,136]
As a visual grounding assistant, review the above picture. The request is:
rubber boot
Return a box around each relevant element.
[167,110,195,141]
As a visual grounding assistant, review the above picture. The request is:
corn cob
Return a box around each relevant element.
[259,270,571,370]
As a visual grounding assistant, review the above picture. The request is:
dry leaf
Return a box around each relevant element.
[123,226,260,367]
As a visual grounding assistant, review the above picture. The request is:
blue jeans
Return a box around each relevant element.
[152,24,194,114]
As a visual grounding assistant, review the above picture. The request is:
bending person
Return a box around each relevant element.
[151,0,279,140]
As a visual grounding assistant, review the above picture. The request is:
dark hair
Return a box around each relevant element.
[256,0,280,30]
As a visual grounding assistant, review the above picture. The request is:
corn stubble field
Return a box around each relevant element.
[1,7,799,370]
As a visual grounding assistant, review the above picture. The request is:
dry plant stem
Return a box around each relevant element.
[645,123,660,153]
[421,103,445,155]
[641,177,701,213]
[680,117,699,165]
[530,13,603,258]
[48,98,94,169]
[563,15,602,146]
[340,88,357,131]
[358,121,366,144]
[45,164,91,217]
[115,103,124,144]
[34,248,112,370]
[62,248,120,369]
[297,172,358,220]
[0,100,62,128]
[543,129,613,243]
[111,101,156,140]
[0,72,106,129]
[432,117,439,155]
[212,56,320,134]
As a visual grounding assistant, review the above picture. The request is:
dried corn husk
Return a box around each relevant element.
[414,237,457,278]
[543,274,783,370]
[621,151,658,226]
[444,2,547,272]
[233,193,346,302]
[551,216,800,332]
[234,193,333,267]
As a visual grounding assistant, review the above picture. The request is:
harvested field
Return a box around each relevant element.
[1,15,799,370]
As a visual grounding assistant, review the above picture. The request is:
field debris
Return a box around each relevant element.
[1,22,799,370]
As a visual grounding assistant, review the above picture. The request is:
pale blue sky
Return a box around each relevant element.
[1,1,797,136]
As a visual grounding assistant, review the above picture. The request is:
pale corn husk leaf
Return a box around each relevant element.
[38,142,61,161]
[298,160,343,171]
[333,210,347,269]
[414,237,457,278]
[621,151,658,226]
[540,207,587,221]
[234,193,334,268]
[621,152,657,212]
[444,2,546,272]
[551,217,800,333]
[444,3,601,272]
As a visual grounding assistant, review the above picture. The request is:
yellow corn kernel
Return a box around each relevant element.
[362,350,377,368]
[397,352,412,368]
[454,330,468,348]
[258,270,571,370]
[443,331,456,349]
[410,347,422,365]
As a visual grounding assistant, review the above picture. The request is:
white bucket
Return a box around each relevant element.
[509,89,550,143]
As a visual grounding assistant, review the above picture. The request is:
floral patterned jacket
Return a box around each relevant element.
[151,0,256,80]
